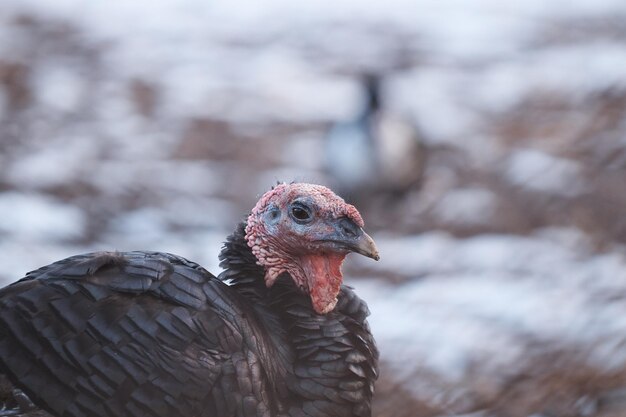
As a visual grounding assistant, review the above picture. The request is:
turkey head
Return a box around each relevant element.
[245,182,379,314]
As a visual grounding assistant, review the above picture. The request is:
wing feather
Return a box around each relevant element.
[0,251,274,417]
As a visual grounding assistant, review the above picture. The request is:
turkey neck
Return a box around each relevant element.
[218,221,320,337]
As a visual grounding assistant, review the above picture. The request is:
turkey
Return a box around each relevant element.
[0,182,379,417]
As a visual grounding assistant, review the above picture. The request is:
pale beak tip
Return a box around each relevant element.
[358,231,380,261]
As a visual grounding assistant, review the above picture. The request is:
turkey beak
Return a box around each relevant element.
[352,231,380,261]
[330,218,380,261]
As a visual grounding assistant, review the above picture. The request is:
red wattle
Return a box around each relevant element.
[300,253,346,314]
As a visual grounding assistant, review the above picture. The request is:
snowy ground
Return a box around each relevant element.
[1,1,626,416]
[355,230,626,415]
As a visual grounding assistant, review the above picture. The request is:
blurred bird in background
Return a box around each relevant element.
[325,73,427,203]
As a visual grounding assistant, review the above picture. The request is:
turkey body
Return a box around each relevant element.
[0,223,378,417]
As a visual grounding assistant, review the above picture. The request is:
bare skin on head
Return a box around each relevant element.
[245,183,379,314]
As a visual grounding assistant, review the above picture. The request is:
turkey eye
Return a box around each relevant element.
[290,205,312,223]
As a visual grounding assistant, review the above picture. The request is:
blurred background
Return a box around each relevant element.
[1,0,626,416]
